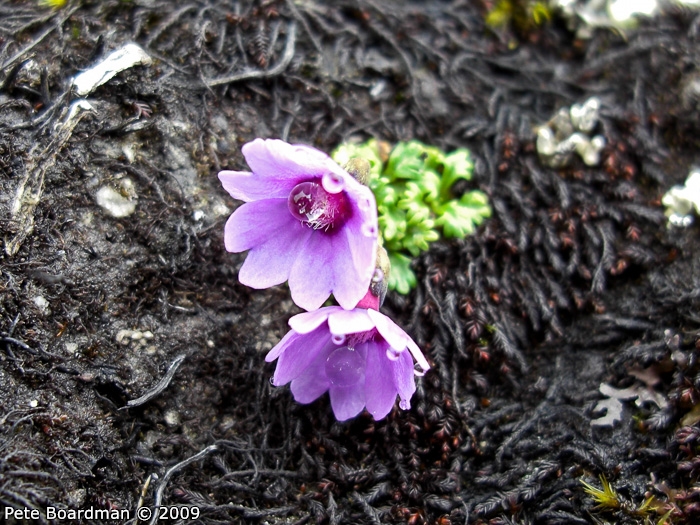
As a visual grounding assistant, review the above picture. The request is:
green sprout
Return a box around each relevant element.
[333,139,491,294]
[485,0,551,37]
[581,475,622,510]
[581,475,673,523]
[38,0,67,8]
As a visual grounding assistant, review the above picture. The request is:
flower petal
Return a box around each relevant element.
[238,220,312,289]
[290,345,333,404]
[327,309,374,336]
[330,183,378,309]
[288,307,339,334]
[330,227,375,310]
[329,383,365,421]
[406,338,430,372]
[363,342,398,420]
[224,199,294,253]
[265,328,298,363]
[273,325,331,386]
[218,171,298,202]
[243,139,347,182]
[288,232,334,311]
[366,309,429,371]
[393,349,416,410]
[366,309,409,351]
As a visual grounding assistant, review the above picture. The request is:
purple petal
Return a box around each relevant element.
[290,344,333,403]
[238,219,312,289]
[363,342,398,420]
[265,328,298,363]
[329,183,377,309]
[288,232,334,311]
[327,309,374,336]
[224,199,294,253]
[393,349,416,410]
[273,325,331,386]
[406,338,430,372]
[288,307,339,335]
[329,383,366,421]
[329,228,374,310]
[366,309,409,351]
[218,171,298,202]
[243,139,347,182]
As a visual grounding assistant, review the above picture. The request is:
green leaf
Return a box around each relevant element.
[435,190,491,238]
[378,205,406,242]
[404,205,432,227]
[439,149,474,201]
[396,181,424,211]
[388,252,416,294]
[373,176,398,206]
[385,142,426,181]
[403,225,439,256]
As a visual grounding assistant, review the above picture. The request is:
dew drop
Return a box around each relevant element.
[361,222,377,237]
[413,368,426,377]
[322,172,345,194]
[386,348,402,361]
[325,346,364,387]
[288,182,326,222]
[399,399,410,410]
[372,268,384,284]
[358,197,372,211]
[269,376,275,385]
[331,333,346,345]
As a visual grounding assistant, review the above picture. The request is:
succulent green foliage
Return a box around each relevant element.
[332,139,492,294]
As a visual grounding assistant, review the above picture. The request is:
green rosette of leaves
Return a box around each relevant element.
[333,139,491,294]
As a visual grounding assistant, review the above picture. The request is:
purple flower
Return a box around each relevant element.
[219,139,378,311]
[265,306,430,421]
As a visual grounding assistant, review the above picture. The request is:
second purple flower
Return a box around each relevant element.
[265,306,430,421]
[219,139,378,311]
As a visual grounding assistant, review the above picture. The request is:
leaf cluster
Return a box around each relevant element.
[333,139,491,294]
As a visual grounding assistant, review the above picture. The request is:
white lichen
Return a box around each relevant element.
[662,169,700,227]
[536,97,606,168]
[95,178,137,218]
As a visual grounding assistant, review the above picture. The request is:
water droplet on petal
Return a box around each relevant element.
[372,268,384,284]
[332,334,346,345]
[322,172,345,194]
[386,347,402,361]
[326,346,364,387]
[361,222,377,237]
[413,368,426,377]
[359,197,372,211]
[269,376,275,385]
[288,182,327,222]
[399,399,410,410]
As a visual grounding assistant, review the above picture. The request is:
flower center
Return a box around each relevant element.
[287,179,350,231]
[325,346,364,388]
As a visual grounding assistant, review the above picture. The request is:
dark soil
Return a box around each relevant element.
[2,1,700,524]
